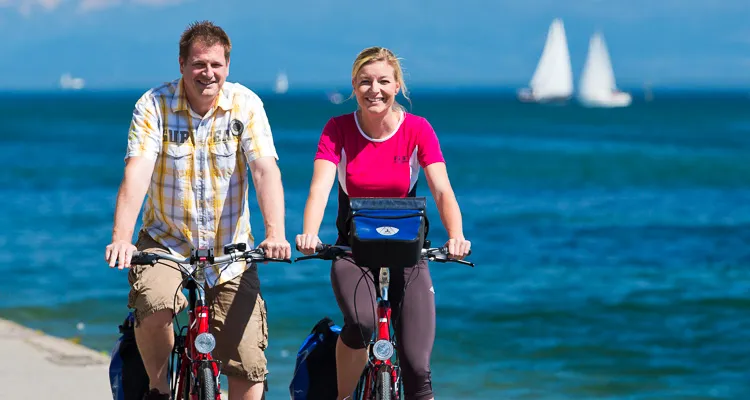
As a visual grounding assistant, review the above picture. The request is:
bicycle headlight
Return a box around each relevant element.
[372,339,394,361]
[195,332,216,354]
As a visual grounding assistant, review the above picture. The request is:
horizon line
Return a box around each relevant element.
[2,82,750,94]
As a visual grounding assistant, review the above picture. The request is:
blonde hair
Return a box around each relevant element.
[350,46,411,110]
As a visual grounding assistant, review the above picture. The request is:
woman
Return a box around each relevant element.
[295,46,471,400]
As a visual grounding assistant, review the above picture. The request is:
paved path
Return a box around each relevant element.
[0,318,113,399]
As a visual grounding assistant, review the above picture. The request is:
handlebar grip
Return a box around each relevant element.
[439,247,472,257]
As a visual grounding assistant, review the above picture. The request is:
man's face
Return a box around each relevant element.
[179,41,229,104]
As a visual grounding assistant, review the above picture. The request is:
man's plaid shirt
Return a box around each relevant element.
[126,78,278,285]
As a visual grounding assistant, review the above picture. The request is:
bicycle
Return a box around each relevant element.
[295,242,473,400]
[126,243,291,400]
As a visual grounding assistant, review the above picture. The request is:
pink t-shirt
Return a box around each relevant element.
[315,112,445,198]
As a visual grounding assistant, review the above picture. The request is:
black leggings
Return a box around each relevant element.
[331,257,436,400]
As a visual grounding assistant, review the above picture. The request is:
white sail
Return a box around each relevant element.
[578,32,631,108]
[519,18,573,102]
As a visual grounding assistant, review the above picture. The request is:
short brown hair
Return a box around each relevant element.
[179,21,231,62]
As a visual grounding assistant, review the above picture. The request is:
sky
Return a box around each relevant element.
[0,0,749,91]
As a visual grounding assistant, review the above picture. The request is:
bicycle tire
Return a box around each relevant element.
[198,364,217,400]
[375,367,392,400]
[354,371,367,400]
[181,367,190,400]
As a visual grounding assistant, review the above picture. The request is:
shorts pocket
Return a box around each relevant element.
[257,296,268,350]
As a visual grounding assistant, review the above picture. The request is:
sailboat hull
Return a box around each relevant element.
[578,92,632,108]
[517,88,571,104]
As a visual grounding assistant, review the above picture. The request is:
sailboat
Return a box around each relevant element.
[577,32,631,108]
[274,71,289,94]
[59,73,84,90]
[518,18,573,103]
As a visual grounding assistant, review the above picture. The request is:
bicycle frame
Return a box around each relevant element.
[295,244,472,400]
[127,244,289,400]
[172,251,221,400]
[357,267,402,400]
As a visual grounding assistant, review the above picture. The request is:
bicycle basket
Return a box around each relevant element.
[347,197,428,269]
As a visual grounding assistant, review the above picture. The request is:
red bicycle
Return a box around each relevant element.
[295,243,473,400]
[129,243,290,400]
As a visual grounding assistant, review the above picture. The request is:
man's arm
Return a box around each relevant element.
[106,156,156,268]
[112,157,156,242]
[249,156,290,259]
[106,93,161,268]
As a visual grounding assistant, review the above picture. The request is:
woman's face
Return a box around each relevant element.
[353,60,400,115]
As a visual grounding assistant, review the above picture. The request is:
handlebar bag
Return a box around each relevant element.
[347,197,429,269]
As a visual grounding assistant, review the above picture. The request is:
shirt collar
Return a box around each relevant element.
[170,78,232,113]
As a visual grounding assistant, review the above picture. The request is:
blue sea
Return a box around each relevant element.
[1,88,749,399]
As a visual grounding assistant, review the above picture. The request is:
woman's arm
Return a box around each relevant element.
[296,159,338,253]
[424,162,471,258]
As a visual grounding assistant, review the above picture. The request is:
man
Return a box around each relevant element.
[104,21,291,400]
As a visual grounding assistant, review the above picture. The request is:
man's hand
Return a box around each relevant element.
[257,237,291,260]
[105,240,137,269]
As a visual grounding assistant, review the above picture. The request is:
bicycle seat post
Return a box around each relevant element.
[379,267,390,301]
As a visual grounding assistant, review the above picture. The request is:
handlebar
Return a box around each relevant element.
[295,244,474,267]
[129,243,292,267]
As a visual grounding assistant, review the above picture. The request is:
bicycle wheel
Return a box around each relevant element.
[375,366,392,400]
[179,368,190,400]
[169,352,190,400]
[198,364,217,400]
[354,369,367,400]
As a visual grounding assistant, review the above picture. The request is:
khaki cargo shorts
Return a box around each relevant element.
[127,230,268,382]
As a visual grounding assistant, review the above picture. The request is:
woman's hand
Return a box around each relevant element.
[295,233,322,256]
[444,238,471,260]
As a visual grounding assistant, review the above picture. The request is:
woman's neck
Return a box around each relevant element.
[357,108,402,140]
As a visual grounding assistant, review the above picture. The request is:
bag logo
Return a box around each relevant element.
[376,226,399,236]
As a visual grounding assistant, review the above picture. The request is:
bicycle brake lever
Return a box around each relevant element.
[294,255,319,262]
[266,257,292,264]
[426,253,474,267]
[455,259,475,267]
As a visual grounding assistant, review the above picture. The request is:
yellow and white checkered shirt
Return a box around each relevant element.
[126,78,278,286]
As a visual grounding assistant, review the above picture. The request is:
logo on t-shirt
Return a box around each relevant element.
[393,155,409,164]
[376,226,399,236]
[230,119,244,136]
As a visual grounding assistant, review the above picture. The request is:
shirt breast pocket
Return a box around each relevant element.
[165,143,192,158]
[210,140,240,180]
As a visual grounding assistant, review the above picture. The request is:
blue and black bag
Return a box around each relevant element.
[109,312,150,400]
[289,317,342,400]
[348,197,429,269]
